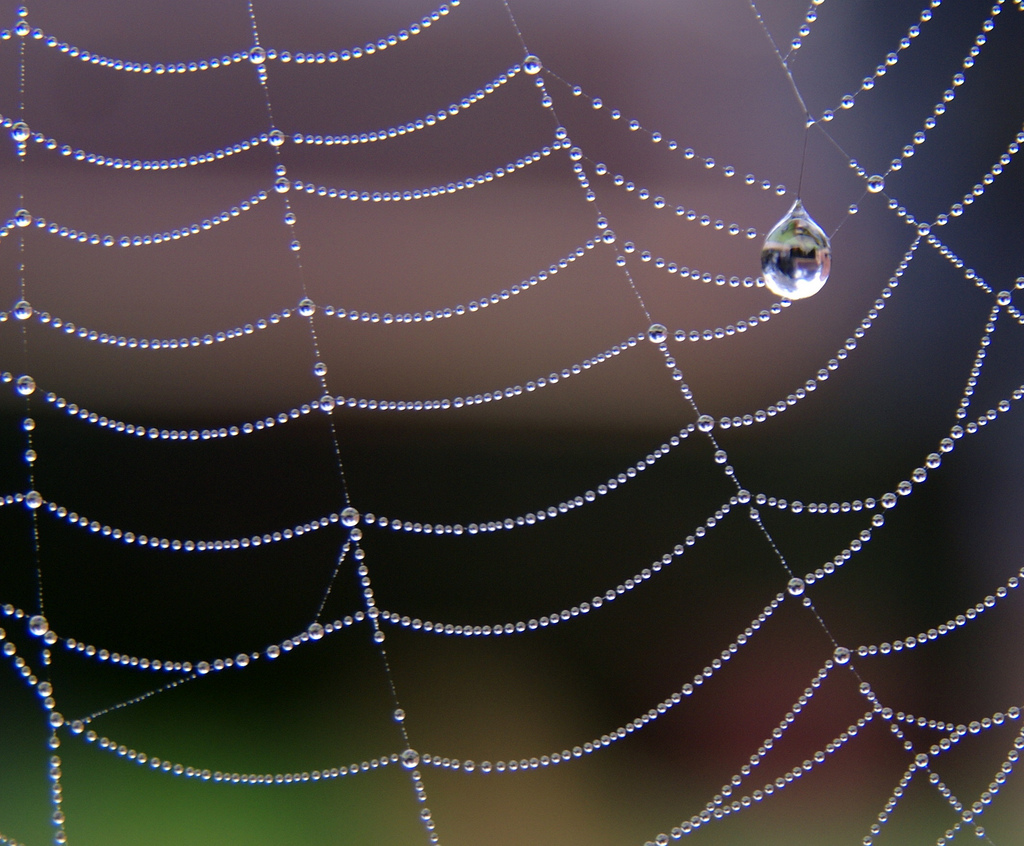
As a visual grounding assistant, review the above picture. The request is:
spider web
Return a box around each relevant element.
[1,0,1023,844]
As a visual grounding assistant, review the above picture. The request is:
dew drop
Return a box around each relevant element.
[401,748,420,769]
[13,300,32,320]
[248,46,267,65]
[787,578,805,596]
[25,490,43,508]
[319,394,336,412]
[274,177,290,193]
[14,209,31,227]
[760,199,831,300]
[522,55,542,75]
[568,146,583,161]
[307,622,324,640]
[647,324,667,344]
[833,646,851,665]
[840,94,855,109]
[313,361,327,377]
[601,230,616,244]
[341,507,360,527]
[713,449,727,464]
[11,121,30,143]
[16,375,36,396]
[297,298,315,317]
[268,129,285,147]
[28,614,49,636]
[866,175,885,193]
[696,414,715,433]
[393,708,406,722]
[372,629,385,643]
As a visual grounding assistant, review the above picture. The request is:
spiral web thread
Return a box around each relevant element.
[1,0,1023,844]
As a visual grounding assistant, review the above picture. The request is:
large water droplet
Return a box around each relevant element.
[866,175,885,193]
[401,748,420,769]
[760,199,831,300]
[647,324,667,344]
[13,300,32,320]
[11,121,30,143]
[16,375,36,396]
[522,55,542,75]
[28,614,49,635]
[268,129,285,147]
[340,507,360,527]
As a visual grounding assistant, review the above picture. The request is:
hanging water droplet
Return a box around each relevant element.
[647,324,667,343]
[248,46,267,65]
[401,748,420,769]
[713,449,727,464]
[696,414,715,433]
[760,199,831,300]
[568,146,583,161]
[319,394,336,413]
[601,229,616,244]
[341,507,360,527]
[840,94,855,109]
[11,121,30,143]
[372,629,385,643]
[16,375,36,396]
[268,129,285,147]
[833,646,851,664]
[307,622,324,640]
[313,361,327,377]
[14,209,31,227]
[283,212,296,226]
[297,298,315,317]
[787,577,805,596]
[393,708,406,722]
[274,177,290,193]
[866,175,885,193]
[28,614,49,635]
[522,55,542,75]
[13,300,32,320]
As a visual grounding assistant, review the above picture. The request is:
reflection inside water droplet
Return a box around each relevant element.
[760,199,831,300]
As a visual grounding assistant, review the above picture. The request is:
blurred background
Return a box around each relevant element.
[1,0,1023,843]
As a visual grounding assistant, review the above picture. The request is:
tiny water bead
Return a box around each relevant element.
[313,362,327,377]
[760,199,831,300]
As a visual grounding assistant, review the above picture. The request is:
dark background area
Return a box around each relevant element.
[1,1,1023,844]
